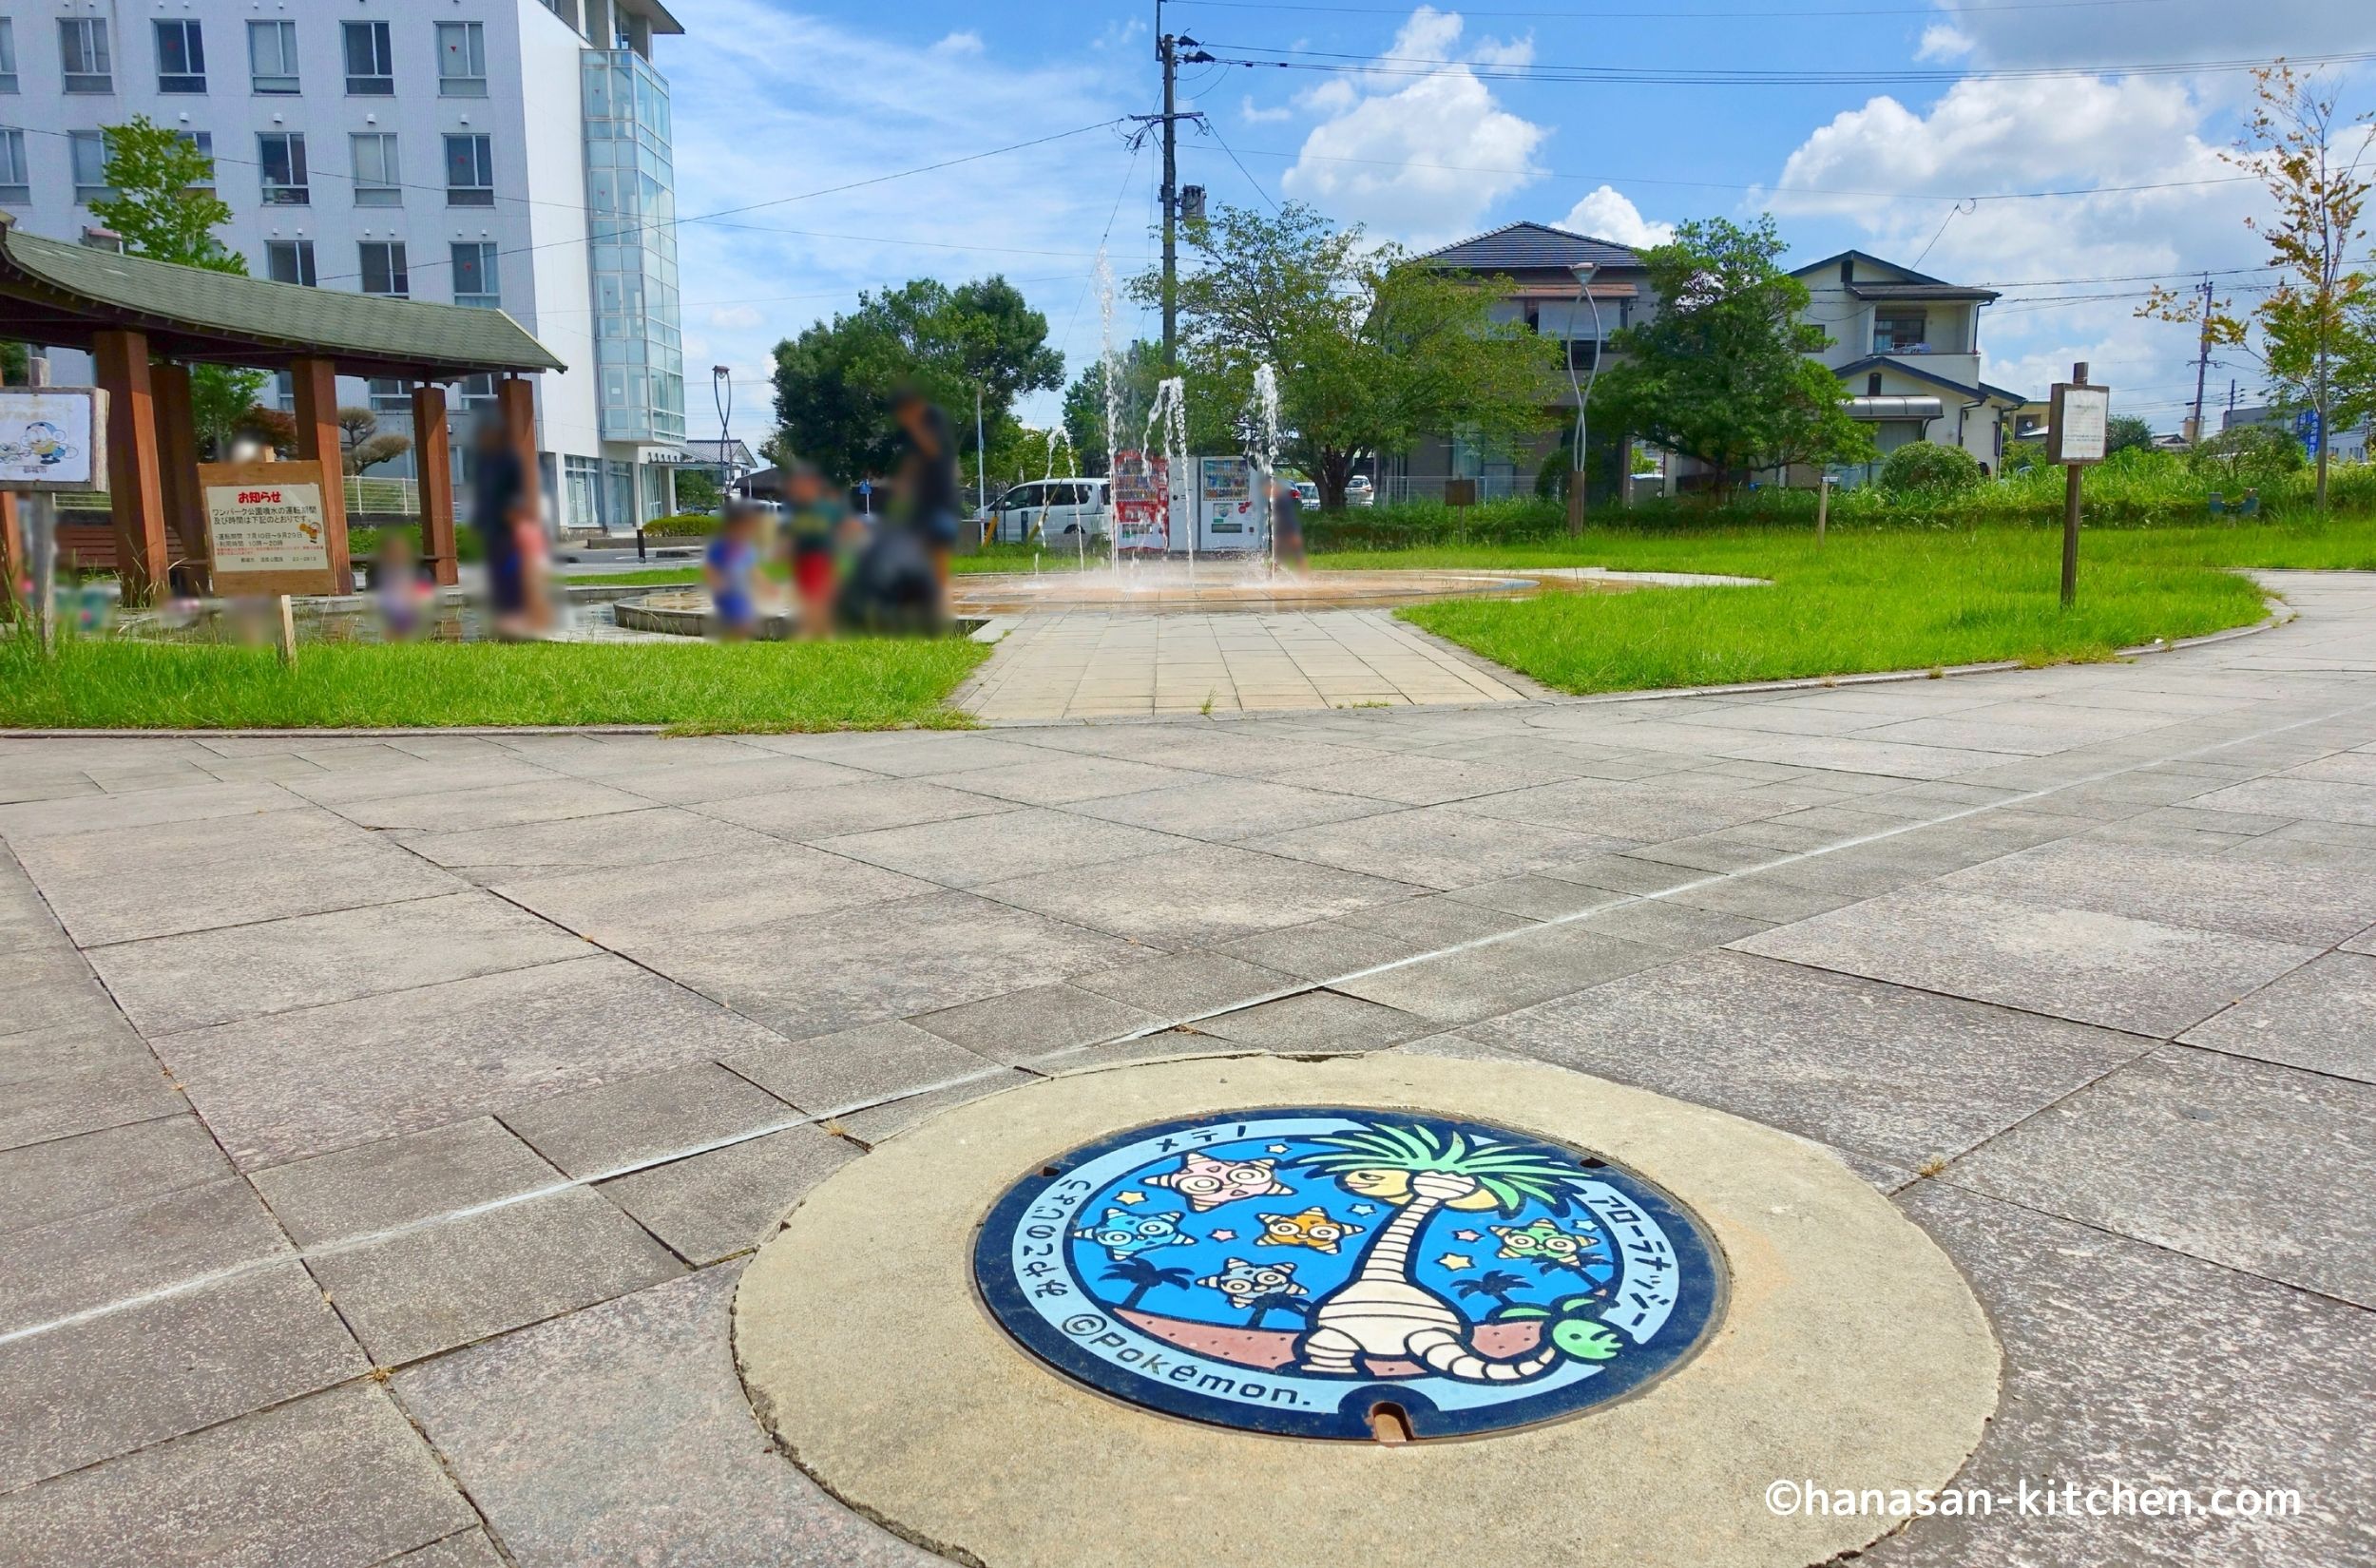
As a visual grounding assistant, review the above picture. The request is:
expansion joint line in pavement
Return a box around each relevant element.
[8,687,2375,1356]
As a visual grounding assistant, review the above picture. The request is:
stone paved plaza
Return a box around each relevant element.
[4,572,2375,1566]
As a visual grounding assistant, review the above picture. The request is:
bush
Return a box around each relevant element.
[1878,442,1984,495]
[2189,425,2307,488]
[642,512,721,537]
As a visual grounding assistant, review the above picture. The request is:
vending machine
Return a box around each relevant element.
[1191,456,1266,554]
[1111,451,1169,553]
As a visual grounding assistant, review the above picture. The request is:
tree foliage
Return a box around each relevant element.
[92,117,266,455]
[335,407,412,475]
[2142,66,2375,510]
[770,276,1064,484]
[2188,423,2308,485]
[673,468,720,511]
[1135,202,1562,510]
[1588,216,1874,496]
[1061,339,1174,475]
[2106,414,2156,456]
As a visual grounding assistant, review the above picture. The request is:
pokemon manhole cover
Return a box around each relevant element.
[973,1108,1722,1441]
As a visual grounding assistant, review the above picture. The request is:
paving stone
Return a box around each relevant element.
[696,777,1018,841]
[1063,776,1393,841]
[1568,898,1774,949]
[392,1267,934,1568]
[1472,951,2150,1170]
[1190,989,1436,1053]
[1244,804,1623,890]
[1951,1045,2376,1307]
[1658,870,1863,925]
[1535,851,1712,894]
[0,1383,474,1568]
[1213,895,1537,983]
[1265,750,1581,805]
[937,753,1222,805]
[2177,951,2376,1089]
[595,753,877,805]
[598,1123,857,1264]
[0,1023,180,1152]
[376,1532,507,1568]
[1938,837,2376,947]
[1331,924,1676,1024]
[0,1176,290,1337]
[2190,774,2376,825]
[0,970,119,1035]
[910,982,1160,1064]
[1868,1183,2376,1568]
[0,1114,228,1234]
[1441,873,1625,920]
[1066,948,1297,1018]
[978,839,1425,949]
[814,806,1184,889]
[501,1061,795,1178]
[251,1118,563,1250]
[388,807,782,883]
[1456,778,1784,842]
[325,777,653,833]
[724,1019,1002,1117]
[661,889,1145,1041]
[159,955,789,1170]
[757,732,1059,776]
[0,778,301,840]
[1735,886,2321,1038]
[0,1261,365,1489]
[308,1187,683,1365]
[86,891,589,1036]
[829,1068,1040,1145]
[494,840,933,943]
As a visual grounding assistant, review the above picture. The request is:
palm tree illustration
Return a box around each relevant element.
[1102,1257,1194,1312]
[1289,1122,1588,1384]
[1243,1291,1312,1329]
[1456,1270,1531,1316]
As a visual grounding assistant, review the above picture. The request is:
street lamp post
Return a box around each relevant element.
[1565,261,1603,536]
[711,365,732,500]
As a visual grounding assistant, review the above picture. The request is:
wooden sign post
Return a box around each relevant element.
[197,459,338,598]
[0,381,110,653]
[2047,362,2110,607]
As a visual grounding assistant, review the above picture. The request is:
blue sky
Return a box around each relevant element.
[658,0,2374,449]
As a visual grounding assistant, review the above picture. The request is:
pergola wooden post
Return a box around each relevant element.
[496,375,542,524]
[92,328,168,606]
[0,492,21,621]
[289,356,354,594]
[151,362,203,589]
[411,382,459,585]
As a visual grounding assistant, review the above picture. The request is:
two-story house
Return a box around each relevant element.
[1393,221,1651,505]
[1790,251,2028,483]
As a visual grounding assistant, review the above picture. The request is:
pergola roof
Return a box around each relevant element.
[0,220,564,380]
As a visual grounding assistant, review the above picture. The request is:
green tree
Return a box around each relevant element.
[1135,202,1562,511]
[1062,339,1171,475]
[335,407,411,475]
[92,117,266,454]
[673,468,720,511]
[2104,414,2156,455]
[1588,216,1874,499]
[770,276,1064,484]
[2143,66,2376,511]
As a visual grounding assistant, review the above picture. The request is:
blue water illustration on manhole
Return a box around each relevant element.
[973,1109,1723,1440]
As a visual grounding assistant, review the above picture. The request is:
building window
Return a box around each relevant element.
[1874,309,1927,354]
[366,377,411,414]
[341,20,393,95]
[435,21,487,96]
[59,18,111,93]
[564,454,601,530]
[68,129,110,202]
[358,239,409,297]
[176,130,215,188]
[350,133,400,206]
[444,134,493,206]
[265,239,316,287]
[450,241,499,308]
[247,20,297,94]
[258,132,307,204]
[271,371,295,412]
[458,373,500,411]
[0,128,27,202]
[155,20,204,93]
[0,20,19,94]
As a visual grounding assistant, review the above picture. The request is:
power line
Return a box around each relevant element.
[1177,0,2223,16]
[1201,43,2376,86]
[1198,118,1282,214]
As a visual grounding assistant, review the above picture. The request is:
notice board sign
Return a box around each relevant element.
[2048,384,2112,466]
[200,460,336,595]
[0,387,107,492]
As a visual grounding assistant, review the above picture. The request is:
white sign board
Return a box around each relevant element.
[0,387,106,492]
[2049,384,2112,466]
[200,460,337,595]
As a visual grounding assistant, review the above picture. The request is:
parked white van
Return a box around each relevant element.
[988,479,1110,544]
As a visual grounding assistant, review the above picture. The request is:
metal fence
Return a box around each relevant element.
[55,475,423,517]
[1379,473,1532,505]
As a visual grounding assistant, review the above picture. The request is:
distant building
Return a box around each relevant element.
[2222,405,2369,465]
[680,437,756,498]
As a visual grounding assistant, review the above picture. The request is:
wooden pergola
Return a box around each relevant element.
[0,219,564,604]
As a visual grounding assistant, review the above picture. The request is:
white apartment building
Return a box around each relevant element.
[0,0,688,532]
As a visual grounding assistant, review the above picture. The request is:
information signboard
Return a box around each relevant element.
[199,459,337,596]
[0,387,107,492]
[2047,383,2111,466]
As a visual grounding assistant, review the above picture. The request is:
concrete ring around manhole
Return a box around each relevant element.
[735,1053,1999,1568]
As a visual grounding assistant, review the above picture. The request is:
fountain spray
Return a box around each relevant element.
[1095,246,1123,549]
[1143,375,1190,580]
[1250,364,1280,577]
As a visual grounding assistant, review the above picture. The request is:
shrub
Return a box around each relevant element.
[1877,442,1984,495]
[2189,425,2307,487]
[642,512,721,537]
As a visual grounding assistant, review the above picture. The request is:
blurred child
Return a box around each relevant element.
[374,531,434,640]
[705,501,763,640]
[784,462,844,637]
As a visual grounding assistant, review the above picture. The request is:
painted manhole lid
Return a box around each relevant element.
[973,1108,1723,1441]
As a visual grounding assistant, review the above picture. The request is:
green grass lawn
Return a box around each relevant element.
[564,565,703,586]
[0,636,988,735]
[1358,519,2374,696]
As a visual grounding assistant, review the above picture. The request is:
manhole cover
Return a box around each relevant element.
[973,1108,1723,1441]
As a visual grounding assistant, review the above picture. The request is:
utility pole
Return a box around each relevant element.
[1140,2,1210,363]
[2185,275,2215,445]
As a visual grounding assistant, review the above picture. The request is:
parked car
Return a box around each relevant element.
[1345,475,1375,507]
[989,478,1110,543]
[1293,480,1320,510]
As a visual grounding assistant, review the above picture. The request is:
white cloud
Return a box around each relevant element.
[707,304,764,332]
[1279,7,1547,245]
[931,30,984,56]
[1240,95,1293,126]
[1558,186,1675,249]
[1914,26,1972,63]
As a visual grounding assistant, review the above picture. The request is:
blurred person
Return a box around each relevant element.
[891,387,960,584]
[705,501,765,640]
[834,389,952,636]
[374,530,434,640]
[468,411,544,639]
[1269,476,1306,574]
[784,462,843,637]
